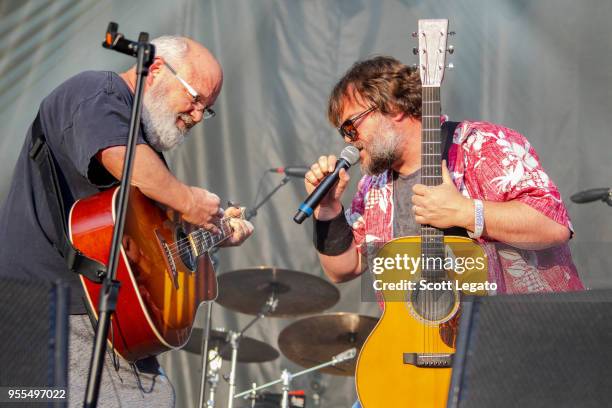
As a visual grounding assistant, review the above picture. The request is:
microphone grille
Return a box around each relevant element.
[340,145,360,165]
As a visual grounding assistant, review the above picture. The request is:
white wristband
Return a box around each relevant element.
[468,199,484,239]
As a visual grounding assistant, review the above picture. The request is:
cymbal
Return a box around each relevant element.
[182,328,279,363]
[215,267,340,317]
[278,313,379,376]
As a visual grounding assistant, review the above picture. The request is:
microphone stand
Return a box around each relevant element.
[83,23,155,407]
[197,174,290,407]
[245,176,290,221]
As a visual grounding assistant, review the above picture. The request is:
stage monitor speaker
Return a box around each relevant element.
[0,276,69,389]
[448,289,612,408]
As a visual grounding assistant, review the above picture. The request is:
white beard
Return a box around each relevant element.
[141,81,189,152]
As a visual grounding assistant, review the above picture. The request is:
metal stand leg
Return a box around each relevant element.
[205,350,221,408]
[280,369,291,408]
[226,332,240,408]
[223,293,278,408]
[198,301,214,408]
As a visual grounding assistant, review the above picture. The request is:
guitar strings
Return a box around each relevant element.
[166,226,231,257]
[165,218,235,257]
[165,219,231,254]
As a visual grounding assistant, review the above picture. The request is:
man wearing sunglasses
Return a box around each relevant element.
[0,36,253,406]
[305,55,582,295]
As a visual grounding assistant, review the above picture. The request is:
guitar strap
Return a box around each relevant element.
[440,120,469,238]
[440,120,459,162]
[28,113,106,283]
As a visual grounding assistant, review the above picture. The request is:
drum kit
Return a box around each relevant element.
[182,266,379,408]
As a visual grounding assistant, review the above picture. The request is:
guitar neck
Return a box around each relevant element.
[189,218,234,254]
[421,86,445,277]
[421,86,442,186]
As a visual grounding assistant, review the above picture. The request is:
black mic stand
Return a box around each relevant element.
[83,23,155,408]
[197,174,290,408]
[245,176,290,221]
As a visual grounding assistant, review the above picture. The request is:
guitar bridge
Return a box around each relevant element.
[155,230,179,289]
[403,353,453,368]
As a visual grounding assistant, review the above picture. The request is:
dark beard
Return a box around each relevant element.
[362,149,397,175]
[358,116,401,175]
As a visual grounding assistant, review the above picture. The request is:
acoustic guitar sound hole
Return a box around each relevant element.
[175,227,196,271]
[409,284,457,323]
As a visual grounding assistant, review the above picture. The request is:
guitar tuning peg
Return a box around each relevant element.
[411,31,418,38]
[447,45,455,54]
[411,63,419,69]
[412,47,419,55]
[448,31,456,36]
[446,63,454,70]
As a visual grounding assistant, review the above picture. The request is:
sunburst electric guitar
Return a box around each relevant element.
[69,186,237,362]
[355,19,488,407]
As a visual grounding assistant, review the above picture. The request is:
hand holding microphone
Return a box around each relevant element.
[293,146,360,224]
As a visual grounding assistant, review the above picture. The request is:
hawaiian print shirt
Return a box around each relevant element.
[346,120,584,294]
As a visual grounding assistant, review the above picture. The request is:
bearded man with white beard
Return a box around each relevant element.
[0,36,253,406]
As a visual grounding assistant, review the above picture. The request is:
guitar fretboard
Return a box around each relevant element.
[190,218,234,254]
[421,86,446,280]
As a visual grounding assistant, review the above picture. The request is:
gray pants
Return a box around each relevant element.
[68,315,175,407]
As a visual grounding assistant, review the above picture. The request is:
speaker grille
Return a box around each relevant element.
[0,277,68,387]
[452,290,612,408]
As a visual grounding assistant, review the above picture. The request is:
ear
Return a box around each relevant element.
[146,57,165,86]
[389,110,407,122]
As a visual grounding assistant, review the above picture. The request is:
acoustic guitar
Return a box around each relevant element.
[69,186,236,362]
[355,19,488,407]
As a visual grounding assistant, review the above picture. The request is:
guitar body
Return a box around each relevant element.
[69,186,218,362]
[356,236,487,407]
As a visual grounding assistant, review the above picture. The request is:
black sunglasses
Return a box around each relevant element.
[337,106,377,141]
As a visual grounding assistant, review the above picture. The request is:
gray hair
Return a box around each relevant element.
[150,36,190,66]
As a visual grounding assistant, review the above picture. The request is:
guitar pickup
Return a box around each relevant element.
[403,353,453,368]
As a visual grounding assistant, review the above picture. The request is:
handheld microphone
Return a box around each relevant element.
[269,166,309,178]
[570,188,611,203]
[293,146,360,224]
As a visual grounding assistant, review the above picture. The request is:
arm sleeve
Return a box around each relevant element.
[464,127,572,230]
[62,89,147,187]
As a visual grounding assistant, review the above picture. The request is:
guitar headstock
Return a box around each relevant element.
[413,19,454,87]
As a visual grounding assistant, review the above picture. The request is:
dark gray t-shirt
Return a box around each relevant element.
[392,169,422,238]
[0,71,147,314]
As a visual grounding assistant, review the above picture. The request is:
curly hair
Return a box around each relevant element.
[327,56,422,126]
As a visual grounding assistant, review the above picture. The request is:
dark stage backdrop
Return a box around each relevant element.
[1,1,610,407]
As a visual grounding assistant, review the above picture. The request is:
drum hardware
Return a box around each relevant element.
[198,301,214,408]
[205,348,223,408]
[194,267,342,407]
[184,323,280,408]
[309,372,325,407]
[226,293,278,408]
[234,348,357,408]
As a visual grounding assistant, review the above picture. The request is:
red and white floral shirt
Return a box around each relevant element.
[346,120,584,294]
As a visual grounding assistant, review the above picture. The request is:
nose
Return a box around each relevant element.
[191,108,204,124]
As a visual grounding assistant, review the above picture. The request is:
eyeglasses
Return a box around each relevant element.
[163,61,216,120]
[337,106,376,141]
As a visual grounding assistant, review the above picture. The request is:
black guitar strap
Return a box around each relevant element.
[441,120,459,162]
[440,120,469,238]
[28,113,106,283]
